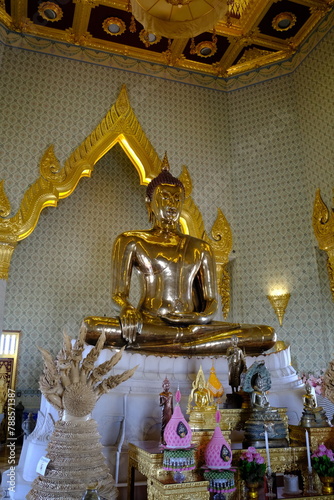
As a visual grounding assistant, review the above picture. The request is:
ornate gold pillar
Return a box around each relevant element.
[0,242,17,333]
[313,188,334,301]
[0,181,18,332]
[0,242,17,281]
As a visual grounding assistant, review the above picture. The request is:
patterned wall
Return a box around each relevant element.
[293,30,334,361]
[1,31,333,397]
[227,65,334,369]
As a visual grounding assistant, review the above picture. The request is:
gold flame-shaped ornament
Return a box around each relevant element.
[267,293,291,326]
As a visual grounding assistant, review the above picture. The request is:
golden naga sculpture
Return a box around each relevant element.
[313,188,334,301]
[84,155,276,356]
[28,327,137,500]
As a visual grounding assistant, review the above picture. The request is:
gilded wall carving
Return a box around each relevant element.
[313,189,334,301]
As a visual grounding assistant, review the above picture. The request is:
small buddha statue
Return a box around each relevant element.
[227,335,246,393]
[187,366,215,413]
[243,361,289,448]
[251,374,270,409]
[83,154,276,356]
[159,377,173,445]
[300,383,329,428]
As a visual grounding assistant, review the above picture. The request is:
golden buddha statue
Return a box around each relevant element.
[300,383,330,427]
[187,366,215,412]
[84,156,276,356]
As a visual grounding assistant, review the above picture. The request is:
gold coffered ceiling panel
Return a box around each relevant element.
[1,0,333,80]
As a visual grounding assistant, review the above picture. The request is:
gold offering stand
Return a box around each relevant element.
[127,410,334,500]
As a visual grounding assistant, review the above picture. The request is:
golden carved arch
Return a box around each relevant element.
[313,188,334,301]
[0,85,232,315]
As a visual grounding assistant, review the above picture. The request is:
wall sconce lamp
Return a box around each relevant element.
[267,291,291,326]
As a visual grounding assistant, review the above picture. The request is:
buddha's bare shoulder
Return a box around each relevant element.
[183,234,213,252]
[113,229,155,244]
[114,230,212,252]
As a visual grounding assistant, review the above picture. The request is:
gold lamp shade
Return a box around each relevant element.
[130,0,227,39]
[267,292,291,326]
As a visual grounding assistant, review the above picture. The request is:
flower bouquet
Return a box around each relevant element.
[239,447,266,499]
[300,372,324,395]
[311,444,334,494]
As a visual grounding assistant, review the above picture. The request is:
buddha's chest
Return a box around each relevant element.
[134,238,199,276]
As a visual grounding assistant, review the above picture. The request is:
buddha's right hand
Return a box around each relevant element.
[119,305,143,344]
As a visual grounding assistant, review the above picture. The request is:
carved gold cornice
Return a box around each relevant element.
[0,85,232,319]
[313,188,334,300]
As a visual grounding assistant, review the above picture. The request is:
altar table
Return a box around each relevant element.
[127,440,334,500]
[127,441,209,500]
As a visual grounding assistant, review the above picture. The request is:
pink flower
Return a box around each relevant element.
[325,449,334,460]
[245,452,254,461]
[255,455,265,464]
[318,444,327,456]
[300,372,324,395]
[248,447,257,454]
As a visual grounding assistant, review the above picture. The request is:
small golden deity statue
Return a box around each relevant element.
[188,366,215,412]
[187,366,217,430]
[300,383,330,428]
[84,155,276,356]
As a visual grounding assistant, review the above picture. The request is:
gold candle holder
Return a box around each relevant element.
[267,292,291,326]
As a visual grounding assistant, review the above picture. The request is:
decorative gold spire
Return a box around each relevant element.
[161,151,170,171]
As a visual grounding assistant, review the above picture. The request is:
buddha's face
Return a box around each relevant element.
[162,381,170,392]
[150,183,184,226]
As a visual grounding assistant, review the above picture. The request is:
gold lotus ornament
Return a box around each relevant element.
[267,291,291,326]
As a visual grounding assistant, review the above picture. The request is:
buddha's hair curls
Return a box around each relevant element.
[146,152,185,201]
[146,170,185,201]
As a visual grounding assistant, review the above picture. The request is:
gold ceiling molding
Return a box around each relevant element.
[313,188,334,301]
[0,85,233,313]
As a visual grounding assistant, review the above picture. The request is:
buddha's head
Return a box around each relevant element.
[146,153,185,228]
[162,377,171,392]
[305,382,312,394]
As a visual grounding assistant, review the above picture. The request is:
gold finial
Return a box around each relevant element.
[161,152,170,172]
